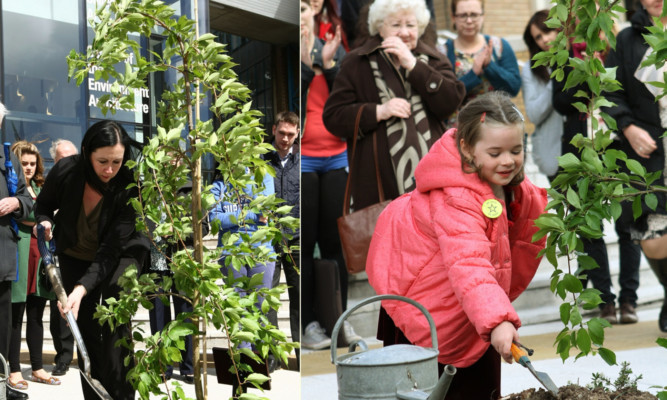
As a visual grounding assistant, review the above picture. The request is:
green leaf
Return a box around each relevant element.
[610,201,622,220]
[570,307,583,325]
[577,328,591,353]
[559,153,581,169]
[234,332,256,342]
[562,273,584,292]
[567,187,581,209]
[598,347,617,366]
[587,318,605,345]
[556,3,568,21]
[559,303,571,324]
[626,159,646,176]
[645,193,658,211]
[248,272,266,289]
[632,196,643,220]
[246,372,270,385]
[241,318,260,332]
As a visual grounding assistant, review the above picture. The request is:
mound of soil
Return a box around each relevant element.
[504,384,657,399]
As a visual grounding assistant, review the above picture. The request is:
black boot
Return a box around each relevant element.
[7,386,29,399]
[646,257,667,332]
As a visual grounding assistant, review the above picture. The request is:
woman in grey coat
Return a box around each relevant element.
[521,9,563,181]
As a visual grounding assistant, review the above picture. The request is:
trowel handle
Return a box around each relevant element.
[36,225,68,307]
[511,343,529,366]
[36,224,53,266]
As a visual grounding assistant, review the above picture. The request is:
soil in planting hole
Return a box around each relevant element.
[504,384,657,399]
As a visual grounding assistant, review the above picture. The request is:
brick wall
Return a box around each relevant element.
[432,1,537,133]
[433,0,536,37]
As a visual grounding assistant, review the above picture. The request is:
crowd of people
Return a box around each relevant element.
[303,0,667,397]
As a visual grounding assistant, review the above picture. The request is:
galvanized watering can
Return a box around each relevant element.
[331,294,457,400]
[0,351,7,400]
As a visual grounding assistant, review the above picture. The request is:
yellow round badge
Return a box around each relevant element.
[482,199,502,219]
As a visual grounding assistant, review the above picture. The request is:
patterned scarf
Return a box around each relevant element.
[634,46,667,129]
[369,50,432,194]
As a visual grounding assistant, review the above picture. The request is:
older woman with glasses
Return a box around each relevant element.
[441,0,521,128]
[323,0,465,214]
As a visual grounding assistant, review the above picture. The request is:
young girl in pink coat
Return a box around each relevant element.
[366,91,548,399]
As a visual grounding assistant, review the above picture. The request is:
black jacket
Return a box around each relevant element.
[264,144,300,241]
[552,50,588,158]
[603,7,666,219]
[0,151,32,282]
[604,7,663,173]
[35,155,149,292]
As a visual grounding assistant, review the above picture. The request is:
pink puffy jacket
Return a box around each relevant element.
[366,129,547,367]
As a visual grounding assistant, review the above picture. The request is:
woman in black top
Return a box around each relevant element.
[34,120,148,400]
[604,0,667,331]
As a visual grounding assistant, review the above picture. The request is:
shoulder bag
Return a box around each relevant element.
[337,105,391,274]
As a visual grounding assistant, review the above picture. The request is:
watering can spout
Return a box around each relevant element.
[426,365,456,400]
[396,364,457,400]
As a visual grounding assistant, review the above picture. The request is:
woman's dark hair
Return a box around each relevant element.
[81,120,142,193]
[523,10,555,83]
[315,0,345,39]
[456,91,525,186]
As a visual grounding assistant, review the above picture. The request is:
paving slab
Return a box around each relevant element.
[8,364,299,399]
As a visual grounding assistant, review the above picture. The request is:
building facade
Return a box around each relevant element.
[0,0,298,170]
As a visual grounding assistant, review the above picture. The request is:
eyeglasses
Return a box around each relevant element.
[454,12,483,21]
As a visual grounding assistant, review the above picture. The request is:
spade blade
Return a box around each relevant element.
[525,363,559,395]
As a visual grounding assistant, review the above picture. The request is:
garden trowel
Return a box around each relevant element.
[36,225,113,400]
[511,342,558,396]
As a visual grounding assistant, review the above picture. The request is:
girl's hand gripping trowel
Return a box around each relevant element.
[511,342,558,396]
[36,224,113,400]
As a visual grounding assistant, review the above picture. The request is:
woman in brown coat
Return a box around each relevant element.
[322,0,465,210]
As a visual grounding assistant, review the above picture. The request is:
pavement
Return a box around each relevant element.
[301,304,667,399]
[8,354,300,399]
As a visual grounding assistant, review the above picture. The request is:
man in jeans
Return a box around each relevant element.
[265,112,300,370]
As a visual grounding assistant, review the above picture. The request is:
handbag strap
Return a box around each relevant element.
[342,105,386,217]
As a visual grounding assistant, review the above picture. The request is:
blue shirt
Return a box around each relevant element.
[209,171,275,254]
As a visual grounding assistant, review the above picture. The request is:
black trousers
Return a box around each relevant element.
[378,307,502,399]
[615,211,641,307]
[301,169,348,328]
[580,237,615,306]
[50,297,74,364]
[148,273,194,376]
[9,295,47,372]
[267,241,300,343]
[59,253,140,400]
[0,280,11,376]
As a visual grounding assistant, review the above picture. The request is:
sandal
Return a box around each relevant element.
[8,379,28,390]
[31,374,61,386]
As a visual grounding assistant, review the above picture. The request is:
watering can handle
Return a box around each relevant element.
[331,294,438,365]
[0,351,7,378]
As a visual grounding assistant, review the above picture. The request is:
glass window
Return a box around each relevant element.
[4,119,82,171]
[3,0,82,120]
